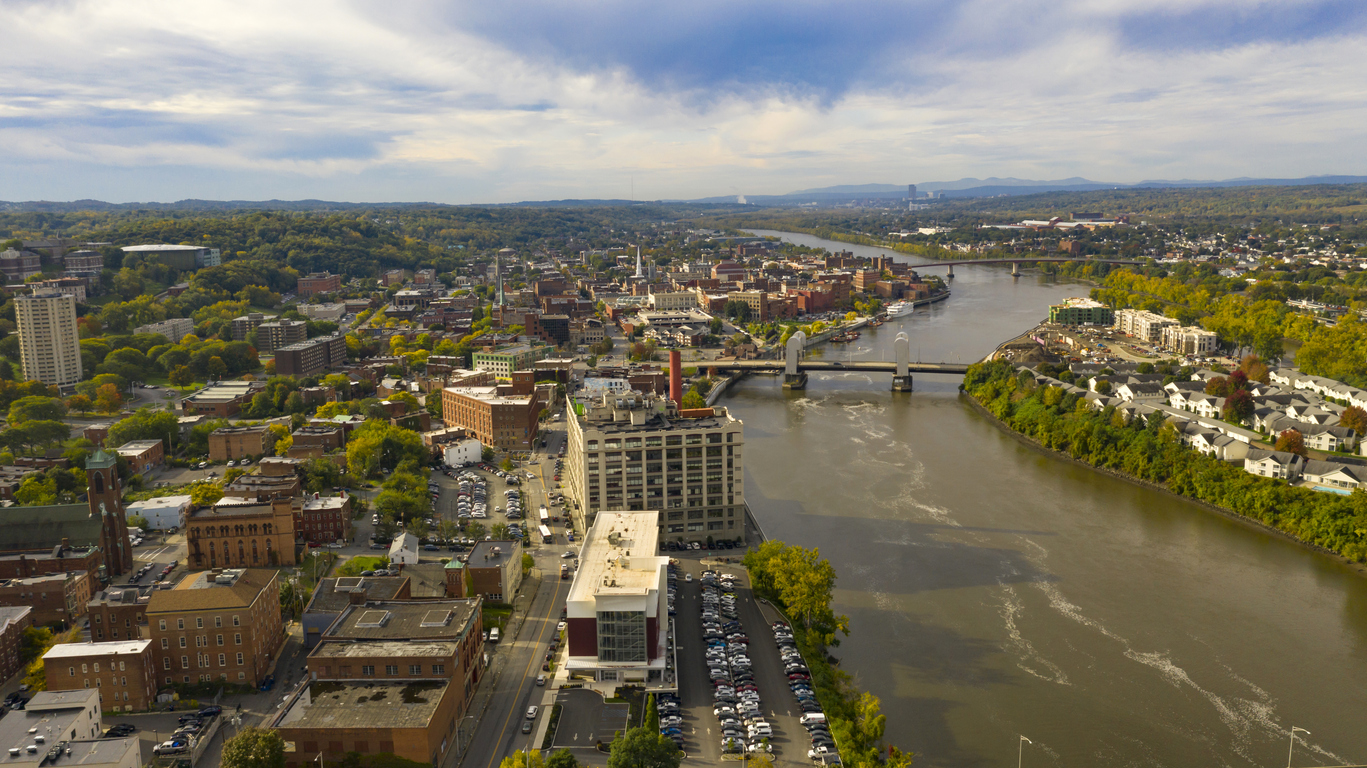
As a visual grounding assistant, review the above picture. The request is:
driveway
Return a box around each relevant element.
[552,689,628,749]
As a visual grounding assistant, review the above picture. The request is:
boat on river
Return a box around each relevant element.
[885,301,914,317]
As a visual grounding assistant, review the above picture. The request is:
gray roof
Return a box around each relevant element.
[0,503,103,553]
[325,599,480,641]
[304,577,409,616]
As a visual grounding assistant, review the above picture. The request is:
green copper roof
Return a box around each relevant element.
[86,449,116,470]
[0,503,104,552]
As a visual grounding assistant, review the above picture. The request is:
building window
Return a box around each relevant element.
[385,665,399,675]
[215,616,222,628]
[219,654,226,666]
[233,616,240,626]
[179,638,186,648]
[181,656,189,669]
[159,620,167,631]
[237,653,244,665]
[362,665,375,676]
[217,635,224,646]
[68,667,74,677]
[597,610,646,663]
[177,619,184,630]
[235,634,242,645]
[409,665,422,675]
[164,658,171,670]
[196,618,203,629]
[432,665,445,675]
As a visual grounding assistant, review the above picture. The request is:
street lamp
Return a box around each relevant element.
[1287,726,1309,768]
[1018,736,1031,768]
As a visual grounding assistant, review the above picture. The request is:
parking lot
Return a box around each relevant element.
[670,557,817,768]
[552,689,629,749]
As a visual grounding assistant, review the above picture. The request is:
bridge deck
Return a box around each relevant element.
[707,359,969,374]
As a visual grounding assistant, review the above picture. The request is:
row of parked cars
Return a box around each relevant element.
[772,621,836,762]
[656,691,684,750]
[152,705,222,756]
[700,570,775,756]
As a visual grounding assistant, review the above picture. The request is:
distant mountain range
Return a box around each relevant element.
[751,175,1367,202]
[4,174,1366,213]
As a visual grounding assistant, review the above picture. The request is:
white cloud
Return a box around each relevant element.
[0,0,1364,202]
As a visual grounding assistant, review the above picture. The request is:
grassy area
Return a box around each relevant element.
[482,605,512,633]
[298,552,339,589]
[335,555,388,577]
[540,703,563,749]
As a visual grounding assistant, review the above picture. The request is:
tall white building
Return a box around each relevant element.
[564,511,670,685]
[565,390,745,547]
[15,290,82,388]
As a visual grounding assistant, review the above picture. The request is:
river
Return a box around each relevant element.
[728,230,1367,768]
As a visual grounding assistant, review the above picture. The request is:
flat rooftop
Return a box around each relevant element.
[443,386,534,405]
[326,599,480,640]
[305,577,408,615]
[275,681,449,730]
[568,511,665,603]
[311,640,458,659]
[43,640,150,659]
[468,541,517,569]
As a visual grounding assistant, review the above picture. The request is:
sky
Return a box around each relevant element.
[3,0,1367,204]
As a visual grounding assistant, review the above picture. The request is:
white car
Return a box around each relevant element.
[526,706,538,720]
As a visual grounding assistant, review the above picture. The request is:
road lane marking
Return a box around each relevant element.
[481,575,565,768]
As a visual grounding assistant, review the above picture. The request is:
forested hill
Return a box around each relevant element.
[0,204,746,279]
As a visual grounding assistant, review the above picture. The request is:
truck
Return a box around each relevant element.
[560,564,570,580]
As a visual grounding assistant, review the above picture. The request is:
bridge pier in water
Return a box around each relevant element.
[893,332,913,391]
[891,375,913,391]
[1011,261,1020,277]
[946,264,954,278]
[783,372,809,390]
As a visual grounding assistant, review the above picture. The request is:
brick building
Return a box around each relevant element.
[113,439,163,475]
[297,272,343,297]
[0,607,33,683]
[146,568,284,686]
[257,320,307,352]
[273,599,483,768]
[208,425,270,462]
[43,640,157,712]
[87,587,149,642]
[275,335,347,377]
[185,499,297,569]
[295,495,352,545]
[0,571,92,627]
[447,539,522,602]
[221,473,301,502]
[441,371,542,451]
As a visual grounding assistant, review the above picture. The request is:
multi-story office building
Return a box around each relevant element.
[256,319,307,352]
[273,599,484,768]
[564,511,670,685]
[15,290,82,388]
[471,344,550,378]
[297,272,343,297]
[62,249,104,277]
[120,244,220,270]
[145,568,284,686]
[565,390,745,545]
[43,639,157,712]
[208,425,270,461]
[133,317,195,343]
[441,372,542,451]
[275,335,347,377]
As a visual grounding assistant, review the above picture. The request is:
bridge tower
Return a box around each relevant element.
[946,264,954,278]
[892,333,913,391]
[1011,261,1021,277]
[783,331,807,390]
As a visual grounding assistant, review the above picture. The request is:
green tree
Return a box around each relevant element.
[644,693,659,731]
[220,727,286,768]
[127,515,149,530]
[7,396,67,424]
[1340,406,1367,435]
[606,727,681,768]
[546,749,579,768]
[190,481,224,507]
[500,458,514,473]
[681,390,706,409]
[107,408,178,450]
[1275,429,1307,456]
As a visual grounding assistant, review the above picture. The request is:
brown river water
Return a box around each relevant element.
[728,230,1367,768]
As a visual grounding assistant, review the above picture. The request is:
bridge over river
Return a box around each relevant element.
[912,257,1145,276]
[709,331,969,390]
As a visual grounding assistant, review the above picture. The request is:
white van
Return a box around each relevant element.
[488,627,500,643]
[799,713,826,725]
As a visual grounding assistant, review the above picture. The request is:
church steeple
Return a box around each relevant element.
[86,449,131,578]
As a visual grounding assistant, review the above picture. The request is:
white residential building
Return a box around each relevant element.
[388,532,419,565]
[125,495,191,530]
[15,290,82,388]
[1114,308,1177,341]
[1244,449,1304,480]
[133,317,195,343]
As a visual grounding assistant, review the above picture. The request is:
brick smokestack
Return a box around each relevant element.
[670,350,682,405]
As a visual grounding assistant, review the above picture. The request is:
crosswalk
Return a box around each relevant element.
[136,546,175,561]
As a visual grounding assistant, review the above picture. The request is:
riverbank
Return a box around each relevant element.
[961,363,1367,572]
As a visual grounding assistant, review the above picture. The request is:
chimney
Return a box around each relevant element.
[669,350,682,405]
[349,589,368,605]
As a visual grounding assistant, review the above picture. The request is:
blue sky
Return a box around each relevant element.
[2,0,1365,203]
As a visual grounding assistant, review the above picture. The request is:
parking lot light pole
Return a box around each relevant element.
[1287,727,1309,768]
[1018,736,1031,768]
